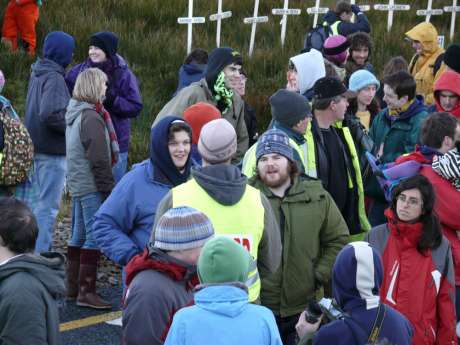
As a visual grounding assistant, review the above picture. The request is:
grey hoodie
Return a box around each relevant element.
[0,252,66,345]
[66,99,114,197]
[154,164,282,275]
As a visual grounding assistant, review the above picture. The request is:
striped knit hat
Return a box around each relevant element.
[256,129,294,163]
[152,206,215,251]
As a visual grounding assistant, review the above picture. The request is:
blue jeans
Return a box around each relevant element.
[69,192,102,249]
[32,154,66,253]
[112,151,128,184]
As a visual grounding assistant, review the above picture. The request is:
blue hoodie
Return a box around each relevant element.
[311,242,413,345]
[93,116,192,266]
[165,285,282,345]
[174,63,206,96]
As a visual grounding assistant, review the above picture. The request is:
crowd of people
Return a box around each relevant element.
[1,0,460,344]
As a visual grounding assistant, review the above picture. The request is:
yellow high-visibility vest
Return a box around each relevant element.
[172,178,265,301]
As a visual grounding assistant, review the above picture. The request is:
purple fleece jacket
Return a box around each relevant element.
[65,54,143,153]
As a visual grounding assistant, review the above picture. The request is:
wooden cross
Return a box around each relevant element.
[209,0,232,48]
[306,0,329,28]
[177,0,205,54]
[444,0,460,41]
[416,0,443,22]
[374,0,411,32]
[243,0,269,57]
[272,0,301,47]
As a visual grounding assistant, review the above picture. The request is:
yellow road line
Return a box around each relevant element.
[60,311,122,332]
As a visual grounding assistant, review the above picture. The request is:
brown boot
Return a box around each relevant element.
[76,248,111,310]
[66,246,81,300]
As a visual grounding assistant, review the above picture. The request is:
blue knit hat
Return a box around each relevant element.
[256,129,294,163]
[152,207,214,251]
[349,69,380,93]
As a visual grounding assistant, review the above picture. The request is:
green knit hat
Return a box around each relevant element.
[197,236,251,284]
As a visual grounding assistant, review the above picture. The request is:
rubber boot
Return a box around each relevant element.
[76,248,111,309]
[66,246,80,300]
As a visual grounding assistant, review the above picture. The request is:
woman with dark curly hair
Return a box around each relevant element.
[366,175,456,345]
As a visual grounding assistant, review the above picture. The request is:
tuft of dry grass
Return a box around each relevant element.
[0,0,458,163]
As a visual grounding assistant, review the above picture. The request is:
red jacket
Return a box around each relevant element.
[367,209,456,345]
[421,166,460,285]
[434,70,460,120]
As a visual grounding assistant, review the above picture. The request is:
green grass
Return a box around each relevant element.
[0,0,459,164]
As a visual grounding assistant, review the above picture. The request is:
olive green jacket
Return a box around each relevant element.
[250,176,349,317]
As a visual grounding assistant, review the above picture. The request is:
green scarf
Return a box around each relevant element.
[213,72,233,115]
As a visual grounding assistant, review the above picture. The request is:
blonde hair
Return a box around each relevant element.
[73,68,108,104]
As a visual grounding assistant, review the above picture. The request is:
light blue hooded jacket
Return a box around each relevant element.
[165,284,282,345]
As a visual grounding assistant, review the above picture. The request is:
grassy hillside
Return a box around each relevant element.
[0,0,459,163]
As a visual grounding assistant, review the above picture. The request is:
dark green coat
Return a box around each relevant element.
[367,97,428,200]
[250,176,349,317]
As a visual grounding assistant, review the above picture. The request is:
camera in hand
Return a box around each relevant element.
[304,298,346,324]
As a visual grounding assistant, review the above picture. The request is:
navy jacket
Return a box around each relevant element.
[25,58,71,155]
[311,242,413,345]
[174,63,206,96]
[323,10,370,36]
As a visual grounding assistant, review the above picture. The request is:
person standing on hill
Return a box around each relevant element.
[322,1,370,37]
[66,31,143,183]
[25,31,75,253]
[1,0,41,55]
[406,22,445,106]
[154,47,249,162]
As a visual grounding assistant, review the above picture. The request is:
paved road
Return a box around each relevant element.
[60,286,123,345]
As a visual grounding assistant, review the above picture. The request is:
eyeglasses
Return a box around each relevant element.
[397,194,422,207]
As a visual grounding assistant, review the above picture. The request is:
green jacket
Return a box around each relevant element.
[367,97,428,200]
[153,78,249,162]
[250,176,349,317]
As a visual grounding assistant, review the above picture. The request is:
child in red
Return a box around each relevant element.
[1,0,41,55]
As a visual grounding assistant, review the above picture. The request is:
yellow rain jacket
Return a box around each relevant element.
[406,22,445,105]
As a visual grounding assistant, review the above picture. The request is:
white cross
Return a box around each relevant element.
[209,0,232,48]
[272,0,301,47]
[374,0,411,32]
[177,0,205,55]
[444,0,460,41]
[306,0,329,28]
[243,0,269,57]
[416,0,443,22]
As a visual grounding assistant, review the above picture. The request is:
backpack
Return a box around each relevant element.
[0,109,34,186]
[303,23,333,53]
[409,53,445,77]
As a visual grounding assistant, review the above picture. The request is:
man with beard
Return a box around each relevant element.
[249,129,349,345]
[154,118,281,303]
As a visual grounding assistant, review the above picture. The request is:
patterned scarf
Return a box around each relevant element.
[95,102,119,166]
[213,71,233,115]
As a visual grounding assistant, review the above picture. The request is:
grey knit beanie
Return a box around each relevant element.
[198,119,237,164]
[152,206,214,251]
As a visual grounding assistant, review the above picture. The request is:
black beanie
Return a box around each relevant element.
[444,44,460,74]
[89,31,119,57]
[205,47,242,91]
[270,89,312,128]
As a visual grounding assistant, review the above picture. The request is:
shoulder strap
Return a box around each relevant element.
[343,304,386,345]
[409,55,419,75]
[367,304,386,344]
